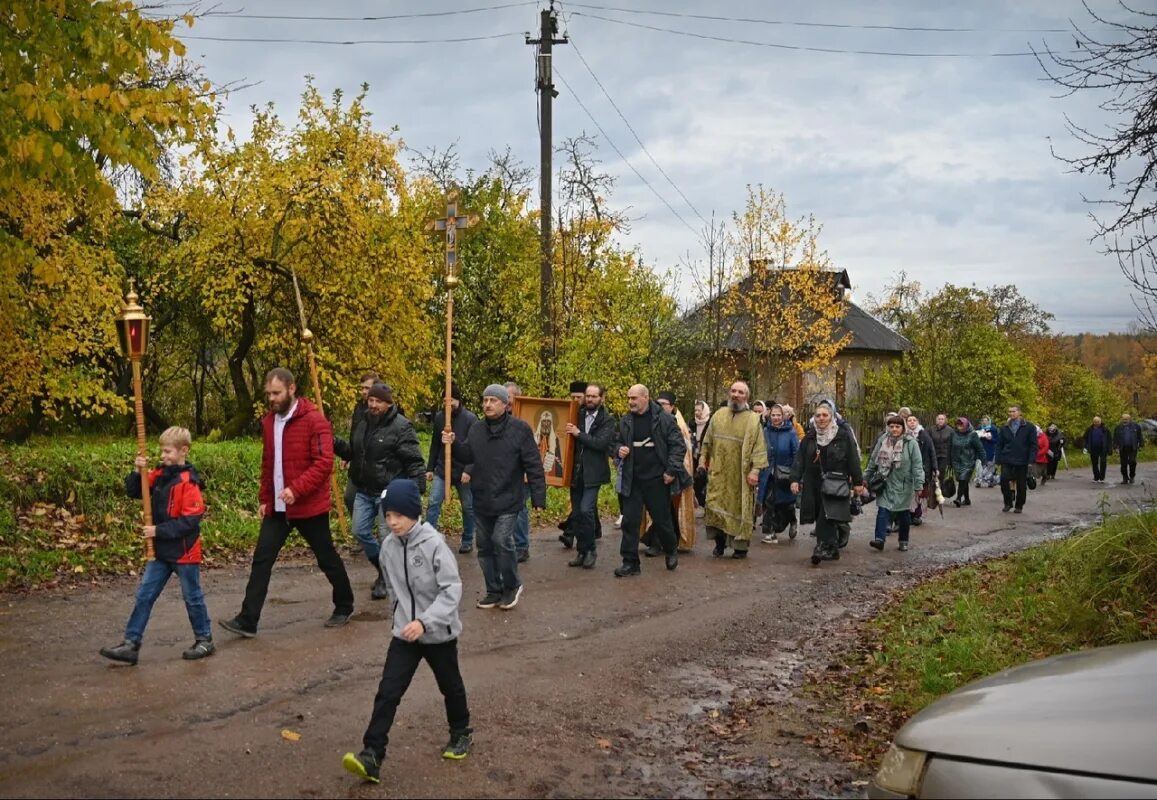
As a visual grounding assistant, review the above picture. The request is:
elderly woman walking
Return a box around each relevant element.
[863,415,924,552]
[758,404,800,544]
[949,417,986,507]
[790,399,864,566]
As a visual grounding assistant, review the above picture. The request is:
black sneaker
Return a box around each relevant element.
[582,551,597,569]
[324,612,352,628]
[614,563,641,577]
[665,552,679,570]
[516,549,530,563]
[219,616,257,638]
[371,575,389,601]
[712,544,725,558]
[730,550,748,559]
[182,637,215,660]
[498,584,524,610]
[99,639,140,665]
[458,541,474,554]
[1013,507,1023,514]
[1002,505,1012,513]
[822,545,840,561]
[567,552,585,567]
[898,542,910,552]
[476,592,502,609]
[342,749,380,783]
[442,730,473,760]
[558,534,574,549]
[869,538,885,551]
[643,545,662,558]
[810,545,823,566]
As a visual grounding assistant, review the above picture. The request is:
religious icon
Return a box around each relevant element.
[511,396,578,488]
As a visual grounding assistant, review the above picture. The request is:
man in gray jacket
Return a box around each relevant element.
[342,479,472,784]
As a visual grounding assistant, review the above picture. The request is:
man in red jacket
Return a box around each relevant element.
[220,367,355,637]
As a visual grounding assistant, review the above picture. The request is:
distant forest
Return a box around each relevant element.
[1061,333,1157,417]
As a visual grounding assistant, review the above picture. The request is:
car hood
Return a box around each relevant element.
[895,641,1157,781]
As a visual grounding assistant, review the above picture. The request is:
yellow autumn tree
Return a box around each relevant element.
[719,184,850,399]
[0,0,212,437]
[143,80,439,436]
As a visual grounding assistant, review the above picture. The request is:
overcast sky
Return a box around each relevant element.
[168,0,1143,334]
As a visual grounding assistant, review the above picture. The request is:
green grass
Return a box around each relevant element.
[843,508,1157,718]
[0,434,613,590]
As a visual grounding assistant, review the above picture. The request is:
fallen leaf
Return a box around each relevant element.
[281,729,301,742]
[596,738,611,749]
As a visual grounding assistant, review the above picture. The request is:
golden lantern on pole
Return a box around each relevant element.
[117,283,155,561]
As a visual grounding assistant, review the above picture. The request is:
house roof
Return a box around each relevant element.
[684,268,912,355]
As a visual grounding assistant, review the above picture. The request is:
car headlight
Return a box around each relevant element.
[874,743,928,796]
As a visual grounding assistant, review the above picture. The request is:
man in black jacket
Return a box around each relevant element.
[614,384,687,577]
[995,404,1038,514]
[444,384,547,611]
[426,382,479,554]
[1113,413,1144,485]
[343,372,379,532]
[334,382,426,600]
[563,383,615,569]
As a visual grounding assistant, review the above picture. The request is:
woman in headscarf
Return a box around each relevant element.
[691,399,712,507]
[905,413,937,526]
[790,398,863,565]
[758,404,801,543]
[863,414,923,552]
[949,416,985,507]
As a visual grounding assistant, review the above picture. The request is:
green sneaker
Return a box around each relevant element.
[341,749,380,783]
[441,731,473,760]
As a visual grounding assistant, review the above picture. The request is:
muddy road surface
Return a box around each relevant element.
[1,467,1148,798]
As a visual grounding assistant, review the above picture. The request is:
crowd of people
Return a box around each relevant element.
[96,366,1146,784]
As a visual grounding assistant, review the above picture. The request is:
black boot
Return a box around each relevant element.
[712,532,726,558]
[370,557,389,600]
[100,639,140,665]
[567,552,585,567]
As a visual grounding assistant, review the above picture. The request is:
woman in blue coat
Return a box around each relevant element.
[759,404,801,543]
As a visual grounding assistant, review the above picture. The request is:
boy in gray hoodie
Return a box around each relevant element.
[342,479,472,784]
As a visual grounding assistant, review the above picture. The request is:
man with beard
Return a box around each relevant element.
[220,368,355,637]
[426,382,479,554]
[563,383,615,569]
[333,382,426,600]
[614,384,687,576]
[701,382,768,558]
[443,385,546,610]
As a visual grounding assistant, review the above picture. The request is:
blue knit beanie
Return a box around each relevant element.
[382,479,422,520]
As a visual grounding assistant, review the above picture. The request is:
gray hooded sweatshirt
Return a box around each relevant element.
[380,520,463,644]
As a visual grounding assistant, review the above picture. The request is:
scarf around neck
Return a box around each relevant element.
[876,433,905,469]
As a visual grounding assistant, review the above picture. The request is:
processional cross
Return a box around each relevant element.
[428,191,478,490]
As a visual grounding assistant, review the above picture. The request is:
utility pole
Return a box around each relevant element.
[527,2,567,384]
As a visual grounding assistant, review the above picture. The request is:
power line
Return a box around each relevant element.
[554,66,698,236]
[570,12,1076,58]
[563,3,1076,34]
[145,2,538,22]
[566,33,708,228]
[180,31,525,45]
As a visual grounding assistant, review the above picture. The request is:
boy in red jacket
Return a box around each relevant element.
[100,427,213,665]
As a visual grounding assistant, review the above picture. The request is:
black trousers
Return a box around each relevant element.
[1120,447,1137,481]
[239,511,354,629]
[620,476,676,566]
[1046,455,1060,479]
[1000,464,1028,510]
[568,484,601,554]
[957,479,971,503]
[362,637,471,759]
[1091,450,1108,481]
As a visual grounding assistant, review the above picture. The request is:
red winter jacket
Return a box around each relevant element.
[126,464,206,564]
[260,396,335,520]
[1036,430,1050,464]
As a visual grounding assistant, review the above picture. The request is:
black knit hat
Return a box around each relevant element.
[368,382,392,402]
[569,381,588,394]
[382,479,422,520]
[657,391,677,405]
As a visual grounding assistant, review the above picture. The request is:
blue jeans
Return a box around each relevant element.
[426,474,476,546]
[125,559,211,642]
[475,512,520,595]
[514,485,530,552]
[874,507,911,543]
[352,491,385,562]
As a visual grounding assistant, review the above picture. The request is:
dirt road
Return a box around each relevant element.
[0,466,1147,799]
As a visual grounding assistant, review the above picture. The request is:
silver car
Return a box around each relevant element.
[869,641,1157,798]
